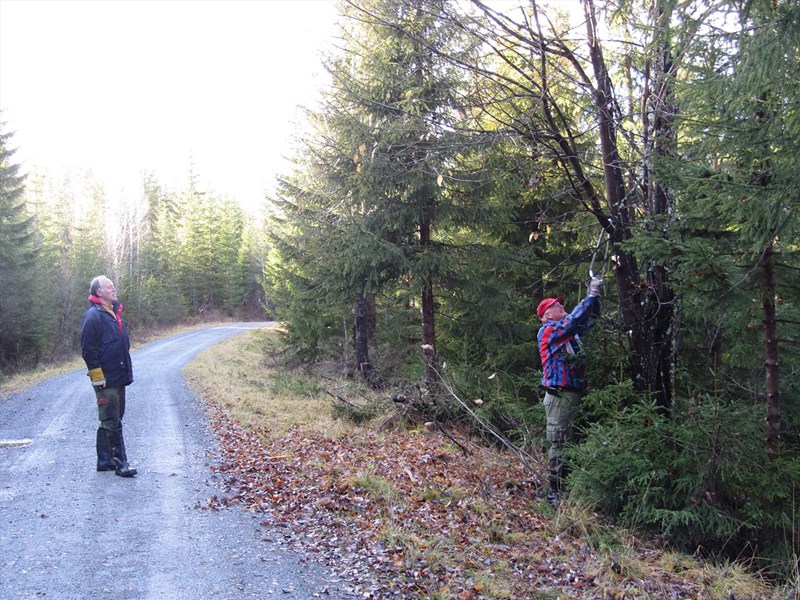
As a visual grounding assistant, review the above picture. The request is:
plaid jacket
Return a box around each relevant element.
[537,296,599,391]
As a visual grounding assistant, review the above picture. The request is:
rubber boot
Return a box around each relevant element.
[106,426,137,478]
[546,481,561,507]
[546,470,562,506]
[96,427,115,471]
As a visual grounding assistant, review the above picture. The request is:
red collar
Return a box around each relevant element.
[88,295,124,333]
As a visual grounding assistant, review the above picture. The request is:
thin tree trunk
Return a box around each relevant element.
[643,0,678,409]
[762,244,781,457]
[354,296,372,380]
[421,276,436,383]
[420,219,437,384]
[366,294,377,340]
[750,84,781,457]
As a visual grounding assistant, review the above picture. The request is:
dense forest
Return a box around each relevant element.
[1,0,798,581]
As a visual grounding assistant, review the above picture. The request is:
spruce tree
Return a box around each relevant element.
[137,174,187,324]
[178,180,244,315]
[674,0,800,454]
[0,123,43,369]
[268,0,484,383]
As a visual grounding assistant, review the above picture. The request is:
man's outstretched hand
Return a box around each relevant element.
[588,276,604,297]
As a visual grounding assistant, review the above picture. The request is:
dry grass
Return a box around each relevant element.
[182,325,357,440]
[545,497,795,599]
[0,357,86,395]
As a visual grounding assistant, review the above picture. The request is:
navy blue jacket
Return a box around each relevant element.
[80,301,133,387]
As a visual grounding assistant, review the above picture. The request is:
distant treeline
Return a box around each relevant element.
[0,151,268,371]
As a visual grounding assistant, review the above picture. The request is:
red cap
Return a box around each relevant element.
[537,296,564,319]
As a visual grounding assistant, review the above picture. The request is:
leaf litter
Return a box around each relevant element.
[194,401,756,600]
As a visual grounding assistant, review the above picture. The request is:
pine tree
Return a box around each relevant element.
[334,0,482,382]
[27,169,108,358]
[132,174,186,325]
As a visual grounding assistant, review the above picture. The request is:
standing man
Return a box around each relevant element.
[80,276,137,477]
[537,276,602,505]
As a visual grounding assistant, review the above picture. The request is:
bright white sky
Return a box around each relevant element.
[0,0,583,212]
[0,0,339,210]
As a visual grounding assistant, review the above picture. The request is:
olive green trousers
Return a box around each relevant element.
[543,389,582,491]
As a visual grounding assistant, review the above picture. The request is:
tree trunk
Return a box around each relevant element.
[750,83,781,457]
[366,294,377,340]
[761,244,781,457]
[421,276,437,383]
[420,219,437,384]
[649,2,678,406]
[354,296,372,380]
[584,0,676,410]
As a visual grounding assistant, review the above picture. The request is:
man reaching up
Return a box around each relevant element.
[537,276,602,505]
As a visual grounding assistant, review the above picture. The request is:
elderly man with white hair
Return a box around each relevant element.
[80,275,137,477]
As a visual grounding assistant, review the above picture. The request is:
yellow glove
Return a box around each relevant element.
[88,367,106,388]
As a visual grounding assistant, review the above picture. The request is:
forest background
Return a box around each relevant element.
[1,0,798,584]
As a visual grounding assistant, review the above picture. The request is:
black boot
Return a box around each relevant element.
[96,427,115,471]
[546,470,562,506]
[106,426,137,478]
[546,482,561,506]
[546,448,568,507]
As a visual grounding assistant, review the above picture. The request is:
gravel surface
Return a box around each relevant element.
[0,323,354,600]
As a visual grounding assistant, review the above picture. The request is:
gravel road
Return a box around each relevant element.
[0,323,354,600]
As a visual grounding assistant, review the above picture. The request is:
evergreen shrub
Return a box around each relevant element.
[568,390,800,578]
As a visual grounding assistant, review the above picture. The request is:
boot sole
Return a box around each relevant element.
[115,468,138,477]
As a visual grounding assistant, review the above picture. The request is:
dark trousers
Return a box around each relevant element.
[94,386,131,471]
[96,385,126,431]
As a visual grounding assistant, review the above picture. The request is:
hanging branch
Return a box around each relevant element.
[432,366,539,476]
